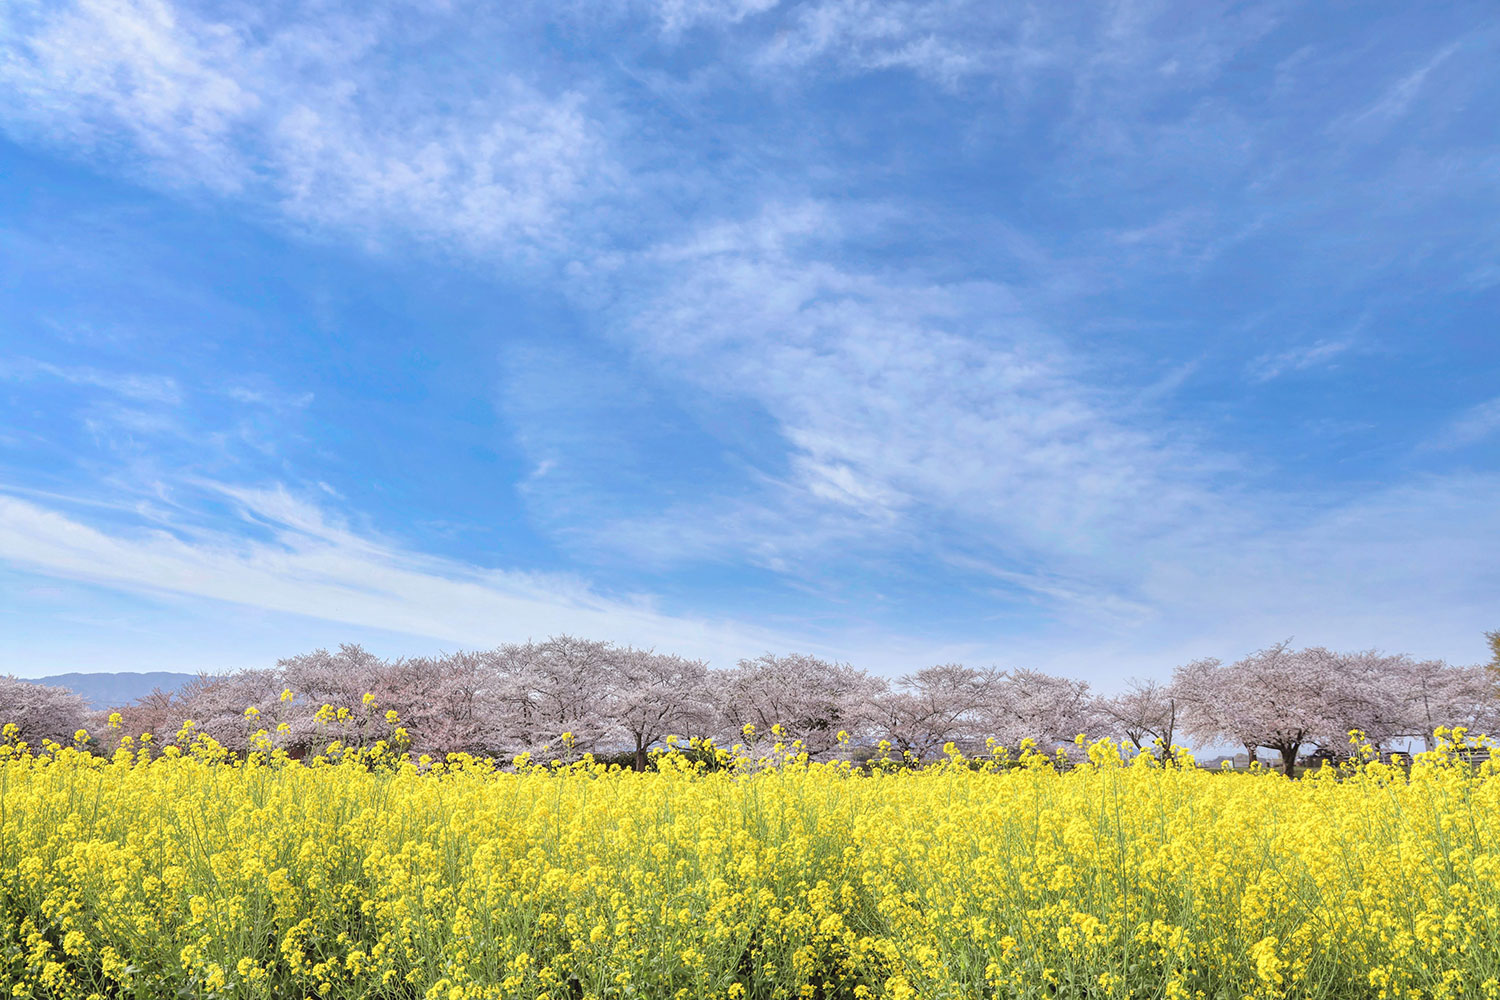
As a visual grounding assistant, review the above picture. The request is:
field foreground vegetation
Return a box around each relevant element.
[2,730,1499,1000]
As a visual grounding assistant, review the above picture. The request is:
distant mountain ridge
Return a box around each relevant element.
[32,672,197,711]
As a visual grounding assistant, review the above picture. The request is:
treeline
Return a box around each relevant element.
[2,637,1497,771]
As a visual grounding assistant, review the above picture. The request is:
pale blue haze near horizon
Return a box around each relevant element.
[0,0,1496,685]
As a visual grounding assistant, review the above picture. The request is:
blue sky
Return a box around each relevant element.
[1,0,1496,683]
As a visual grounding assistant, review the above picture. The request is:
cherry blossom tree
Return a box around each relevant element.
[163,669,284,750]
[1176,644,1351,772]
[278,643,383,708]
[1099,677,1180,754]
[714,653,886,759]
[1259,649,1497,756]
[1297,648,1402,753]
[872,663,1005,760]
[108,685,184,742]
[609,649,712,770]
[369,651,507,756]
[492,635,617,755]
[980,668,1098,750]
[274,644,407,752]
[37,630,1492,767]
[0,676,90,744]
[1384,656,1499,749]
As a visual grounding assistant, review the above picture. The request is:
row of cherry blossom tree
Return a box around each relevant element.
[3,637,1496,770]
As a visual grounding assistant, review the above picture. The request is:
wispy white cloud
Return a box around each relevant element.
[606,201,1227,565]
[0,357,181,404]
[9,465,1490,683]
[0,0,615,255]
[223,385,314,410]
[1336,42,1460,135]
[927,470,1500,677]
[0,484,803,666]
[2,0,1495,681]
[751,0,1284,99]
[1126,473,1500,668]
[568,199,1498,672]
[651,0,780,37]
[754,0,1000,86]
[0,0,257,189]
[1247,338,1356,382]
[1429,397,1500,451]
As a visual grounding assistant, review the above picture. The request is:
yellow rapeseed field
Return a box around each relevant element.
[2,723,1498,1000]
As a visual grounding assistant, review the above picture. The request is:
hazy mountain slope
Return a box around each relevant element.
[32,672,196,710]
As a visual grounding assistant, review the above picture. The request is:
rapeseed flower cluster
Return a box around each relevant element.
[1,715,1498,999]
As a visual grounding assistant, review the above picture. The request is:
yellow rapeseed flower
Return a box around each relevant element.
[0,723,1495,1000]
